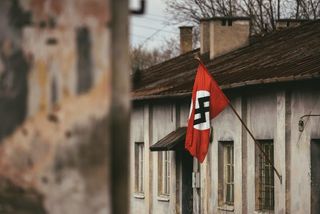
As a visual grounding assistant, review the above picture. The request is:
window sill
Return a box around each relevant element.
[218,205,234,212]
[133,193,145,199]
[254,211,274,214]
[157,195,170,202]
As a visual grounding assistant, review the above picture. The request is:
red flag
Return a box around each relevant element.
[185,62,229,163]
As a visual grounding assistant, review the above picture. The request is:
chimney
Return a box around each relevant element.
[179,26,193,54]
[276,19,309,30]
[200,20,210,54]
[200,17,250,59]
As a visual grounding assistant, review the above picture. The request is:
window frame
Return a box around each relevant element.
[218,141,235,208]
[255,139,275,211]
[134,141,145,196]
[158,151,171,199]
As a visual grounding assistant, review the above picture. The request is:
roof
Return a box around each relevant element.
[200,16,251,21]
[277,18,310,22]
[150,127,186,151]
[132,20,320,100]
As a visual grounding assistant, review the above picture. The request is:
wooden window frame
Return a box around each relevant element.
[218,141,234,208]
[255,140,275,211]
[134,142,144,195]
[158,151,171,198]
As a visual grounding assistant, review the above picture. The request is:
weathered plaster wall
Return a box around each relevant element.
[179,102,189,128]
[0,0,113,213]
[0,0,31,141]
[130,85,320,214]
[22,0,110,116]
[289,88,320,214]
[151,102,177,214]
[275,91,287,214]
[23,27,77,115]
[246,92,277,213]
[0,76,110,213]
[130,104,148,214]
[0,0,110,141]
[130,102,180,214]
[210,97,243,214]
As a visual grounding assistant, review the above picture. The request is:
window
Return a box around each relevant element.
[51,77,58,105]
[256,140,274,211]
[134,142,144,194]
[158,151,171,197]
[224,143,234,205]
[76,27,93,94]
[218,141,234,207]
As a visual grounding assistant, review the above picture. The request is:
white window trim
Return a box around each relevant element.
[134,142,144,195]
[218,141,235,208]
[133,192,145,199]
[223,143,234,206]
[158,151,171,197]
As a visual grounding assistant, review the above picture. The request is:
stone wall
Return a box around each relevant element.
[0,0,113,213]
[0,76,110,213]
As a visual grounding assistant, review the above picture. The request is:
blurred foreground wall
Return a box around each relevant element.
[0,0,129,213]
[0,0,111,141]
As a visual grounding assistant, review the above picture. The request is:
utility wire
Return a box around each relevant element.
[133,16,167,23]
[133,24,177,34]
[138,25,170,47]
[130,33,149,39]
[145,13,168,18]
[130,34,172,42]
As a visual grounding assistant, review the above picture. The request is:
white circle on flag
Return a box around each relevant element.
[193,90,210,130]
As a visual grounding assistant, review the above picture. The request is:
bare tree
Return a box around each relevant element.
[297,0,320,18]
[130,40,179,72]
[165,0,320,35]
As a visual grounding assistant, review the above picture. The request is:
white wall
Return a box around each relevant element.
[130,86,320,214]
[130,104,147,214]
[289,89,320,214]
[151,103,177,214]
[210,96,243,214]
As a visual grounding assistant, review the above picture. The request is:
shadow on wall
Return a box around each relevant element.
[0,178,45,214]
[0,0,31,142]
[0,45,30,142]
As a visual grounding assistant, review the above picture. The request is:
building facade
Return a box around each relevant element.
[130,17,320,214]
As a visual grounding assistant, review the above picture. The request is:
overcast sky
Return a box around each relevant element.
[129,0,183,50]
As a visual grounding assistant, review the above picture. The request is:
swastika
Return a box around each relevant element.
[194,95,210,126]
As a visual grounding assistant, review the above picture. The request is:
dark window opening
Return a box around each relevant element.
[0,50,29,141]
[76,27,93,94]
[51,77,58,105]
[46,38,58,45]
[9,0,31,29]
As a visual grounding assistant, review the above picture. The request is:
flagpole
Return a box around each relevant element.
[228,103,282,184]
[193,55,282,184]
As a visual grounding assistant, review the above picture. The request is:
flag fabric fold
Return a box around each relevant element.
[185,62,229,163]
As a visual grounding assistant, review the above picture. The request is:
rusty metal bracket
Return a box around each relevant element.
[299,114,320,132]
[130,0,145,15]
